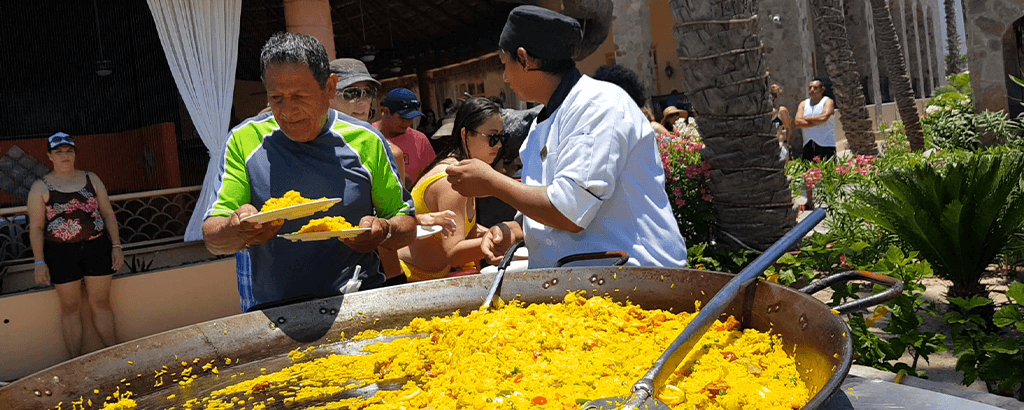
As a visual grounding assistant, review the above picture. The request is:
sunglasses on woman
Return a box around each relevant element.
[470,129,509,147]
[337,86,378,102]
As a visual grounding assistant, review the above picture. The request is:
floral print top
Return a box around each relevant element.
[44,173,105,243]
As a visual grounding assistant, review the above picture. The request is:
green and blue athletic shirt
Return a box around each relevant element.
[205,109,413,310]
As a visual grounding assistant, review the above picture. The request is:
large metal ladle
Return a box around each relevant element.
[583,208,827,410]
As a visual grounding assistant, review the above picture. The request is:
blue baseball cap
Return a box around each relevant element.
[381,88,424,120]
[48,132,75,151]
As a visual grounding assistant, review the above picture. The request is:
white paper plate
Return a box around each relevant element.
[416,225,443,238]
[241,198,342,224]
[277,228,370,242]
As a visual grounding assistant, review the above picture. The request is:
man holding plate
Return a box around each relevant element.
[202,32,416,311]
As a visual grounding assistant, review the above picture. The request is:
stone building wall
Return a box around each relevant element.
[962,1,1024,114]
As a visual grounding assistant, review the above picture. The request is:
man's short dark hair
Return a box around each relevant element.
[593,64,648,108]
[259,32,331,89]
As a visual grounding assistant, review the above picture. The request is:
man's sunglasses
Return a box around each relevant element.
[337,86,378,102]
[471,129,509,147]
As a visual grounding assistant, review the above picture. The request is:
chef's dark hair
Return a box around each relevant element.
[502,46,575,75]
[424,97,504,171]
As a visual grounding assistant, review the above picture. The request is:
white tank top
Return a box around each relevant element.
[803,96,836,147]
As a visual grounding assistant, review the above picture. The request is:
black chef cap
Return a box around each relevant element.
[499,5,582,61]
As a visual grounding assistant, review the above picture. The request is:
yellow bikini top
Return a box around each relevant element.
[412,168,475,236]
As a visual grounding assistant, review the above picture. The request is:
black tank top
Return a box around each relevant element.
[43,173,105,243]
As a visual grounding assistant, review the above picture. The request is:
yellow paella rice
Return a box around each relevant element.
[172,292,808,410]
[260,190,327,213]
[296,216,355,234]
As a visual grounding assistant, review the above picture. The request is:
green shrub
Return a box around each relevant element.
[944,282,1024,399]
[847,150,1024,297]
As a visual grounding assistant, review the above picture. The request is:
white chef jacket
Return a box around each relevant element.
[519,73,688,268]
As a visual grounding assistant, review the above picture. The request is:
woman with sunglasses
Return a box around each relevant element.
[27,132,125,357]
[397,97,510,282]
[328,58,409,183]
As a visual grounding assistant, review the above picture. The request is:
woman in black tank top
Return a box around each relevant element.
[27,132,124,357]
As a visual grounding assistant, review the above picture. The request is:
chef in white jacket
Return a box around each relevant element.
[446,5,687,268]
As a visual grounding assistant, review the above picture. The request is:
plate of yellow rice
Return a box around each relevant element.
[242,190,341,224]
[279,215,368,241]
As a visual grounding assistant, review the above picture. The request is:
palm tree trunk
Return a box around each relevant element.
[810,0,878,155]
[667,0,797,251]
[869,0,926,151]
[943,0,963,75]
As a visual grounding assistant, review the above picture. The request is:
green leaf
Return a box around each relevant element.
[992,306,1021,328]
[984,339,1021,355]
[1007,282,1024,304]
[847,241,871,253]
[949,296,993,311]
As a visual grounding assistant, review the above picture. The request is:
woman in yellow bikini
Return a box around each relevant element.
[398,98,509,282]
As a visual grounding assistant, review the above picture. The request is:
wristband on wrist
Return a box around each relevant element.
[112,244,122,249]
[34,260,45,265]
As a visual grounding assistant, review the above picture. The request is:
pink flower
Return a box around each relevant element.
[675,199,686,206]
[813,156,822,163]
[839,254,849,266]
[836,165,850,175]
[672,187,682,196]
[702,194,713,202]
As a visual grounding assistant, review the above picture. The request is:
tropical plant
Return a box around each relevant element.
[668,0,797,251]
[847,149,1024,298]
[944,282,1024,399]
[930,72,972,108]
[847,246,946,377]
[657,121,714,245]
[868,0,925,151]
[809,0,877,155]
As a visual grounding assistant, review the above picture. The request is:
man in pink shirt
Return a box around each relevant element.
[375,88,436,185]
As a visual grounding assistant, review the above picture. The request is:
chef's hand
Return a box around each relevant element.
[447,159,503,198]
[416,210,458,236]
[34,263,50,285]
[234,204,285,246]
[341,216,389,253]
[481,222,517,265]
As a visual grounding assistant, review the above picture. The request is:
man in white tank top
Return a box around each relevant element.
[794,79,836,161]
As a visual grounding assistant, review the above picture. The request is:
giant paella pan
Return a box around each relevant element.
[0,256,900,410]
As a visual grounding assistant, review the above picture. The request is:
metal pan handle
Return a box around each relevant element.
[798,270,904,314]
[555,251,630,267]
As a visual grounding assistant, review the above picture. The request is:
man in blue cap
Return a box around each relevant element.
[446,5,688,269]
[375,88,436,185]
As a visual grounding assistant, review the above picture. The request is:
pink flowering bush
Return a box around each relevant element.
[656,122,713,244]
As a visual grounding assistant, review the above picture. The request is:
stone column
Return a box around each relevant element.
[760,0,816,119]
[916,4,934,96]
[283,0,335,60]
[906,0,925,97]
[612,0,656,96]
[926,8,941,91]
[963,0,1024,114]
[844,0,882,106]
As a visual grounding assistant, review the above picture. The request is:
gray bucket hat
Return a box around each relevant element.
[329,58,380,90]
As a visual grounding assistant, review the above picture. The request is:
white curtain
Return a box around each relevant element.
[147,0,242,241]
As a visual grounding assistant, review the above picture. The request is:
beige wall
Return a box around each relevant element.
[0,259,240,381]
[574,0,685,98]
